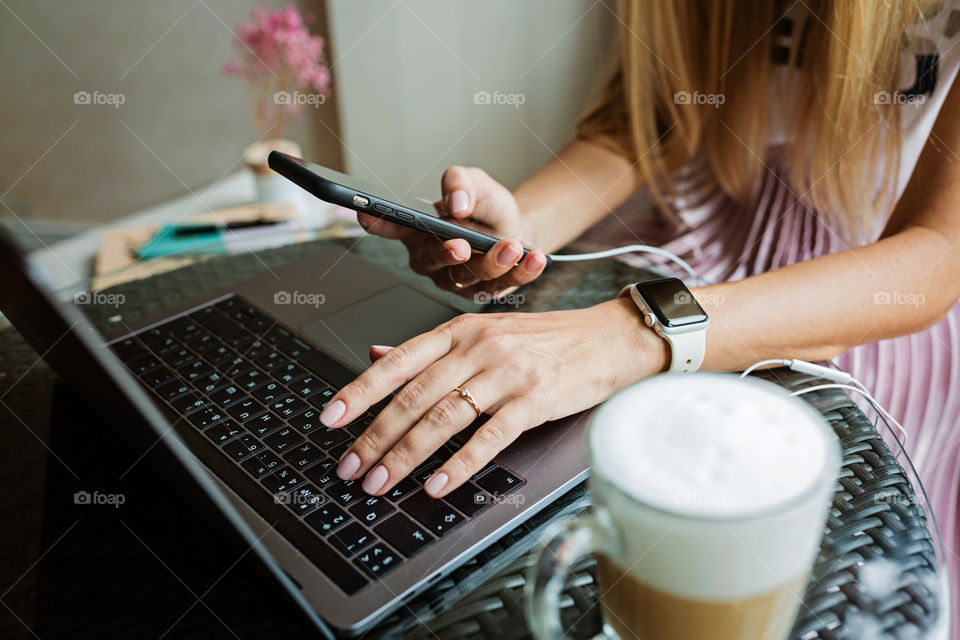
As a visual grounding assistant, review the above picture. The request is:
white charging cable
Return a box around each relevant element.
[740,359,908,447]
[548,245,707,285]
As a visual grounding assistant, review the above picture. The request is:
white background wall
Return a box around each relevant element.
[326,0,616,202]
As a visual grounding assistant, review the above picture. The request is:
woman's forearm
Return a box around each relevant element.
[514,139,641,253]
[691,226,960,372]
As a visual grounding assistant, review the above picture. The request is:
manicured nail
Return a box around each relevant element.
[320,399,346,426]
[524,252,543,273]
[424,471,449,497]
[363,465,389,494]
[445,248,462,263]
[448,190,469,214]
[497,242,522,267]
[371,345,392,351]
[337,452,361,480]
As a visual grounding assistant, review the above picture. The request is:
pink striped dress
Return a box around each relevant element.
[576,2,960,632]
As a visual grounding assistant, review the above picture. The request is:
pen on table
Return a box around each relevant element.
[171,218,284,237]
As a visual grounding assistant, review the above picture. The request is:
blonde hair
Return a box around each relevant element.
[578,0,929,241]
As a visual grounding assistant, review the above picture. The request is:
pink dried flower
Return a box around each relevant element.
[223,4,332,137]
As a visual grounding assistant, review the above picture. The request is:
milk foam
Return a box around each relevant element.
[590,373,840,599]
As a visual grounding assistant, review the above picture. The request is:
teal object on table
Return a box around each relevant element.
[136,224,228,260]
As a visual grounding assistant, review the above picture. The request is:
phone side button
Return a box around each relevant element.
[372,202,392,215]
[395,211,414,222]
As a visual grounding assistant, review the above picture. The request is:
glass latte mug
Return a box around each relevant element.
[527,373,840,640]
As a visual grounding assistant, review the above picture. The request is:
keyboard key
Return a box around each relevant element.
[208,384,243,408]
[374,513,434,558]
[127,354,161,376]
[384,477,418,502]
[260,466,305,495]
[222,435,263,461]
[154,378,190,401]
[283,442,327,471]
[412,459,442,485]
[277,483,326,516]
[304,503,350,535]
[471,461,497,480]
[110,336,147,362]
[354,543,401,578]
[274,362,308,385]
[401,492,464,537]
[187,407,227,430]
[330,522,374,556]
[346,414,374,438]
[247,411,284,438]
[328,441,351,460]
[289,408,323,434]
[150,336,181,357]
[290,375,328,399]
[199,344,236,369]
[326,479,364,507]
[476,467,524,496]
[162,347,196,370]
[241,450,283,478]
[137,327,168,348]
[194,371,226,394]
[268,395,309,419]
[205,420,245,445]
[225,397,263,422]
[140,365,176,388]
[309,428,350,451]
[168,317,202,340]
[181,360,213,382]
[309,386,336,410]
[223,358,255,380]
[349,496,396,526]
[236,368,269,391]
[170,393,206,415]
[262,427,305,454]
[305,537,368,595]
[304,459,338,488]
[443,482,492,517]
[261,353,290,373]
[251,381,286,404]
[193,307,248,343]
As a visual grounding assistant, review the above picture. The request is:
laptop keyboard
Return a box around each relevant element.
[109,295,524,593]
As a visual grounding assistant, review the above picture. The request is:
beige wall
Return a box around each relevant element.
[326,0,616,200]
[0,0,343,224]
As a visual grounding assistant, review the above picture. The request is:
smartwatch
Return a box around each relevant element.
[619,277,709,373]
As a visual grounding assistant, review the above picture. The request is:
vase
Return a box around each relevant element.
[243,138,310,220]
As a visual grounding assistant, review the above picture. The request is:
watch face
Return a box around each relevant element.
[636,278,708,328]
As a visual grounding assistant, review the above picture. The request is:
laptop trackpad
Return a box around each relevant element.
[300,284,458,373]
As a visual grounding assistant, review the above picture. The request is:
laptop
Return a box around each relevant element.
[0,226,590,636]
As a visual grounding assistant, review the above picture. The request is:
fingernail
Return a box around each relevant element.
[336,452,361,480]
[449,190,468,214]
[362,465,389,494]
[371,345,392,351]
[445,248,462,263]
[524,253,543,273]
[424,471,449,497]
[497,242,522,267]
[320,399,346,426]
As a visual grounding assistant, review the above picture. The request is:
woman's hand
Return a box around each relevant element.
[357,166,548,298]
[316,298,668,499]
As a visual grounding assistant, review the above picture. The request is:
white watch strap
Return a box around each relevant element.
[660,329,706,373]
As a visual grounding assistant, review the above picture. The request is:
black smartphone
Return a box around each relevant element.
[268,151,546,265]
